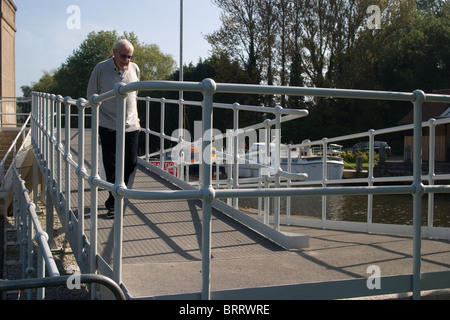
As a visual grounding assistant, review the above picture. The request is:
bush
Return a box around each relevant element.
[341,151,379,164]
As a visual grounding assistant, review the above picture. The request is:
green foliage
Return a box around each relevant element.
[27,30,176,99]
[341,151,379,164]
[21,3,450,145]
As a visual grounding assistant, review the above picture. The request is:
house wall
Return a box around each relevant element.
[404,124,449,162]
[0,0,17,126]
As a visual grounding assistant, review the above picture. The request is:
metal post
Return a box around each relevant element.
[113,83,127,285]
[76,99,86,261]
[179,0,184,101]
[160,98,166,169]
[201,79,216,300]
[427,119,436,227]
[26,206,34,300]
[321,138,328,222]
[273,107,282,231]
[55,96,63,210]
[367,131,375,224]
[46,95,57,250]
[63,97,72,232]
[263,125,270,225]
[145,97,150,163]
[89,96,101,299]
[232,104,239,208]
[178,98,184,179]
[412,90,425,300]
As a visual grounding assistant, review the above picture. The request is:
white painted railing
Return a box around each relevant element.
[28,80,450,300]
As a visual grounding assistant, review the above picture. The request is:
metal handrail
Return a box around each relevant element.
[0,113,32,186]
[29,80,450,300]
[0,274,126,300]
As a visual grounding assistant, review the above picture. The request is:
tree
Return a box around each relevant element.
[28,30,176,99]
[206,0,262,86]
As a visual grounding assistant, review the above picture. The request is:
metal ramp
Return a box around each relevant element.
[22,82,450,300]
[70,157,308,299]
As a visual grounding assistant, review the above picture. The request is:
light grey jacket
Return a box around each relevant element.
[87,58,140,132]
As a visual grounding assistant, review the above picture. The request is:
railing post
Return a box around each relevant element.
[321,138,328,222]
[160,98,166,169]
[55,96,63,211]
[427,119,436,227]
[63,97,72,232]
[26,203,34,300]
[412,89,425,300]
[46,94,57,250]
[89,94,101,299]
[76,98,87,263]
[178,98,184,180]
[145,97,151,163]
[263,123,271,225]
[200,78,216,300]
[232,103,239,209]
[113,83,127,285]
[273,106,282,231]
[367,130,375,224]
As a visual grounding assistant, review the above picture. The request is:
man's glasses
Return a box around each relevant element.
[119,54,133,60]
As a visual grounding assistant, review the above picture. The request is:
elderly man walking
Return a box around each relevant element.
[87,39,140,219]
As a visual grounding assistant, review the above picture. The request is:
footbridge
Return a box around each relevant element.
[1,80,450,300]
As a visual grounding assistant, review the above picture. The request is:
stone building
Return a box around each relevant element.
[0,0,17,126]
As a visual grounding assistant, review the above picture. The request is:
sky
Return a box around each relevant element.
[14,0,223,96]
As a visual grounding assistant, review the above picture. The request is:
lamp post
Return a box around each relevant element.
[180,0,184,98]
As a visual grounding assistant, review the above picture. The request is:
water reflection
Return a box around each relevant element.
[238,193,450,228]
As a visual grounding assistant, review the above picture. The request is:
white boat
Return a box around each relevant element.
[232,142,344,181]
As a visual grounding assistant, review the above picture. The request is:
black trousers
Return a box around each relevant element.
[99,126,139,210]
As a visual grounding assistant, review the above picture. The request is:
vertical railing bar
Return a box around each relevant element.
[26,202,34,300]
[232,104,239,209]
[427,119,436,227]
[55,96,62,210]
[46,95,55,250]
[273,107,282,231]
[286,146,292,220]
[160,98,166,169]
[76,99,86,261]
[412,90,425,300]
[367,131,375,224]
[112,84,127,285]
[263,126,271,225]
[89,96,100,299]
[36,233,45,299]
[321,138,328,222]
[145,97,150,163]
[63,98,72,233]
[178,98,184,179]
[200,79,216,300]
[49,95,55,187]
[44,94,49,182]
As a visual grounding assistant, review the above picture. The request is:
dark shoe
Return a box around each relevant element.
[106,209,115,219]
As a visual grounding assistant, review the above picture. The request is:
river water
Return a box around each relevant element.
[238,193,450,228]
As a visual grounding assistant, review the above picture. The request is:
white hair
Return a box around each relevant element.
[114,39,134,51]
